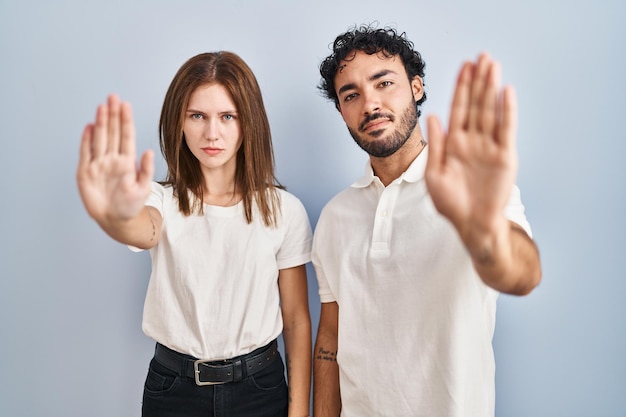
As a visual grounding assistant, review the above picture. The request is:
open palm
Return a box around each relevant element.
[76,95,154,225]
[425,54,518,243]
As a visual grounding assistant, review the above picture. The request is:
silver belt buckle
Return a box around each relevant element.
[194,359,227,386]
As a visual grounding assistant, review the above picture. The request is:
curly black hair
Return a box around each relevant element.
[318,24,427,116]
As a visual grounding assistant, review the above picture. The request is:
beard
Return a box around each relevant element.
[347,100,418,158]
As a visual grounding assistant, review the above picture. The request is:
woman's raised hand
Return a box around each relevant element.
[77,94,154,226]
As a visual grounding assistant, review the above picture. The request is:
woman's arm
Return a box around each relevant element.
[76,94,160,249]
[278,264,312,417]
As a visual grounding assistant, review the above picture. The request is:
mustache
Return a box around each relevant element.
[359,112,394,132]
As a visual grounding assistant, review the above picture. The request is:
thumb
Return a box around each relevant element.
[137,149,155,188]
[426,114,444,175]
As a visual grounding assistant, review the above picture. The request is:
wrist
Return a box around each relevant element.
[462,217,510,267]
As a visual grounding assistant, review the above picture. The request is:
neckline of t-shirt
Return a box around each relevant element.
[202,200,243,216]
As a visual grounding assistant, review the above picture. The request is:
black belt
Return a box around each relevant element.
[154,340,279,386]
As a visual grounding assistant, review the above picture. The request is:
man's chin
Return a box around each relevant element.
[366,129,386,139]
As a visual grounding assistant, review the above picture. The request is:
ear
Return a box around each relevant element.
[411,76,424,101]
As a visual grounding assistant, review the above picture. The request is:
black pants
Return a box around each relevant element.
[141,345,288,417]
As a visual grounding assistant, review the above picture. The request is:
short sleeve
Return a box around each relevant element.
[275,192,313,270]
[145,182,165,217]
[311,210,337,303]
[504,185,533,238]
[128,182,165,253]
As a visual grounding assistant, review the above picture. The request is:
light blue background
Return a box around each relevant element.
[1,0,624,416]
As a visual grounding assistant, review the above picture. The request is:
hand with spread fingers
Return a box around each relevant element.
[425,53,518,250]
[77,94,154,227]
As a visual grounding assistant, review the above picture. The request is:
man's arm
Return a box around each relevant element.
[425,53,542,295]
[466,219,541,295]
[313,301,340,417]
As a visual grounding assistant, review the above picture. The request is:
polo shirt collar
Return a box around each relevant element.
[351,146,429,188]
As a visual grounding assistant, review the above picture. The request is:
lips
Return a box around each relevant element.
[202,147,223,156]
[359,113,393,132]
[362,118,389,132]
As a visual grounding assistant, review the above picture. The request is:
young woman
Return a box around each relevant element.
[77,51,312,417]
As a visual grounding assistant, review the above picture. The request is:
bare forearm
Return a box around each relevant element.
[468,221,542,295]
[313,339,340,416]
[283,319,312,416]
[95,206,160,249]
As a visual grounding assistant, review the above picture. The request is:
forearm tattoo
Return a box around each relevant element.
[315,347,337,362]
[148,211,156,242]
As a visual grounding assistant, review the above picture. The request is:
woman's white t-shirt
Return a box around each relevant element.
[137,182,312,360]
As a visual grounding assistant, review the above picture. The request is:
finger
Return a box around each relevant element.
[106,94,122,154]
[120,101,136,157]
[426,114,444,174]
[91,103,108,157]
[77,124,94,176]
[498,85,518,149]
[137,149,155,188]
[449,61,473,132]
[467,53,490,131]
[478,58,501,136]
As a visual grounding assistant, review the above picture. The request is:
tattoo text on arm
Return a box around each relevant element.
[315,347,337,362]
[148,210,156,242]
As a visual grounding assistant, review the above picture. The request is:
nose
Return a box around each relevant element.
[203,118,219,140]
[361,89,381,115]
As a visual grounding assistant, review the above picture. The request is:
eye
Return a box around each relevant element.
[190,113,203,120]
[222,113,238,121]
[343,92,358,102]
[379,80,393,88]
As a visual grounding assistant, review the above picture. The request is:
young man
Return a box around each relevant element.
[312,25,542,417]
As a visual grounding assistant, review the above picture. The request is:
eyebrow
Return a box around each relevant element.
[337,69,398,96]
[185,109,238,115]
